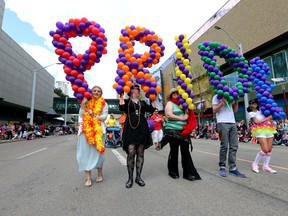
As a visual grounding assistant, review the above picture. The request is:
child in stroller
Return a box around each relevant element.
[105,126,122,148]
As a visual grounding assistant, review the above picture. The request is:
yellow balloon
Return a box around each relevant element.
[176,52,182,59]
[189,104,194,109]
[180,74,186,80]
[188,84,193,89]
[178,89,184,95]
[174,35,179,41]
[184,78,191,85]
[185,65,191,71]
[186,98,192,104]
[182,39,188,44]
[183,59,190,66]
[183,34,187,39]
[187,49,192,54]
[176,69,182,77]
[177,86,181,91]
[184,43,190,49]
[182,93,188,99]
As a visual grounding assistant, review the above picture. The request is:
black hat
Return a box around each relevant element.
[128,84,140,96]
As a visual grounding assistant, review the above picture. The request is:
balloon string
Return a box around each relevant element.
[226,101,232,112]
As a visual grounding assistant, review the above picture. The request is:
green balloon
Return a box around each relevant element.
[238,89,243,96]
[238,73,243,78]
[205,58,211,64]
[214,75,220,80]
[220,80,227,85]
[228,96,234,103]
[210,61,216,66]
[210,72,216,77]
[217,90,224,96]
[248,82,253,87]
[223,92,230,99]
[243,74,249,79]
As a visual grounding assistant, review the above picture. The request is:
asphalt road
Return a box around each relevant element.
[0,135,287,216]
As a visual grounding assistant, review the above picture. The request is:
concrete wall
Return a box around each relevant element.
[0,0,55,122]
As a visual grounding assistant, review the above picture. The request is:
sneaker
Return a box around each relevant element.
[262,166,277,174]
[229,169,246,178]
[252,163,259,173]
[219,168,227,177]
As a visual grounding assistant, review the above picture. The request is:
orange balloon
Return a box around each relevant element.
[155,86,161,93]
[144,52,150,58]
[122,75,129,82]
[155,53,161,59]
[126,41,133,48]
[143,86,150,93]
[126,81,133,87]
[112,83,118,89]
[144,73,151,79]
[149,94,156,101]
[146,34,152,40]
[126,72,133,78]
[125,53,131,61]
[118,48,123,53]
[122,65,129,73]
[131,69,138,75]
[130,57,136,62]
[141,55,147,62]
[132,30,138,36]
[155,46,161,52]
[137,71,144,78]
[123,86,130,93]
[150,77,156,82]
[152,59,158,64]
[118,62,124,69]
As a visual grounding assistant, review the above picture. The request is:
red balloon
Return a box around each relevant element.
[89,45,97,53]
[90,53,96,60]
[71,70,78,77]
[78,87,86,94]
[73,58,80,66]
[62,52,70,59]
[77,74,84,80]
[72,85,79,92]
[84,92,91,98]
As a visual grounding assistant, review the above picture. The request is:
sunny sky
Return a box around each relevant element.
[2,0,228,98]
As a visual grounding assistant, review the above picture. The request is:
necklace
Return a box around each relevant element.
[128,99,141,129]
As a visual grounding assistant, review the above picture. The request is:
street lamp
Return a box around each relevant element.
[29,63,62,125]
[214,25,249,124]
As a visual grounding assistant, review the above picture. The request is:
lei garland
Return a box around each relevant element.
[198,41,253,103]
[82,97,106,154]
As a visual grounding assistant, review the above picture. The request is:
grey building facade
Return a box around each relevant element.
[0,0,55,123]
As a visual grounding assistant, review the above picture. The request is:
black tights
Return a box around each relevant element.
[127,144,144,180]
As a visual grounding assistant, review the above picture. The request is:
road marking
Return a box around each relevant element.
[111,149,127,166]
[194,150,288,171]
[67,137,74,141]
[16,148,47,160]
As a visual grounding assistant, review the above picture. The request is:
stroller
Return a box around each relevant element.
[105,126,123,148]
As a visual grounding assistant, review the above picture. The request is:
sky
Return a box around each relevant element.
[2,0,228,99]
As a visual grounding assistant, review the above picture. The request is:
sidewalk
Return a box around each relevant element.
[0,138,27,144]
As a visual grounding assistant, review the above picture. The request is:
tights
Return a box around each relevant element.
[127,144,144,180]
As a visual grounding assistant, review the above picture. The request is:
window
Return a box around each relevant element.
[272,51,288,79]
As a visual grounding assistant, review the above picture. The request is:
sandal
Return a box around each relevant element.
[85,179,92,187]
[96,176,104,183]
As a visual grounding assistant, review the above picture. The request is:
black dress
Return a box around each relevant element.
[119,98,155,153]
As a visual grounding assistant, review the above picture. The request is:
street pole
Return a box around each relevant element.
[64,96,68,126]
[29,69,37,125]
[214,26,249,124]
[29,63,61,125]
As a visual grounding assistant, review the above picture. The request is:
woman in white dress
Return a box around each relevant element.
[77,86,108,187]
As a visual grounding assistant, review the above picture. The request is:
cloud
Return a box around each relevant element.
[4,0,228,98]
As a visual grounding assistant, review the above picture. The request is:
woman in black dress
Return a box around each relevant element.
[119,85,155,188]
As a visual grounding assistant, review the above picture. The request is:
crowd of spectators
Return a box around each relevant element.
[191,119,288,147]
[0,122,77,141]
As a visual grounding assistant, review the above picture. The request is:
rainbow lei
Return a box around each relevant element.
[83,97,106,154]
[250,122,277,137]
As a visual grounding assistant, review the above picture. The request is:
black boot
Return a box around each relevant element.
[126,153,134,189]
[135,155,145,187]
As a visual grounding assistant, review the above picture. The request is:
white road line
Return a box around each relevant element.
[16,148,47,160]
[111,149,127,166]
